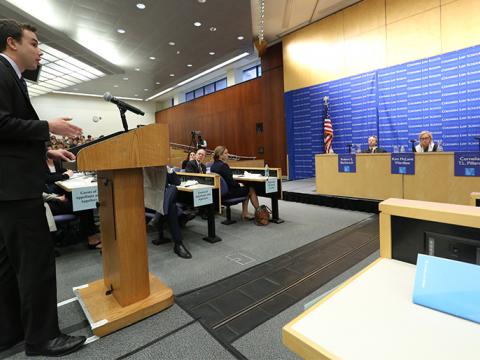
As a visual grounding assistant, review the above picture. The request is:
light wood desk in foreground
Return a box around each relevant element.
[315,152,479,205]
[284,198,480,359]
[471,192,480,206]
[283,258,480,360]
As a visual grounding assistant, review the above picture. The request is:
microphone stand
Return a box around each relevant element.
[117,104,129,132]
[410,139,417,153]
[347,144,352,154]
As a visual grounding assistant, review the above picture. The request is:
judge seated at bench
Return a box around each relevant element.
[362,136,387,153]
[185,148,207,173]
[414,131,441,152]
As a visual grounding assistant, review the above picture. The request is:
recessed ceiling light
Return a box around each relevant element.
[168,41,175,46]
[144,88,149,91]
[113,85,119,87]
[170,74,175,77]
[193,21,202,27]
[123,77,128,80]
[237,35,244,40]
[209,51,215,55]
[149,56,156,60]
[156,81,160,85]
[134,67,140,71]
[176,50,181,55]
[136,3,146,9]
[209,27,217,32]
[117,29,126,34]
[187,64,192,67]
[134,94,138,96]
[198,0,206,3]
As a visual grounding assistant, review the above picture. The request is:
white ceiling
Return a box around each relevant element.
[0,0,361,102]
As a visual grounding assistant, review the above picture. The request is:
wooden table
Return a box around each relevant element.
[283,258,480,360]
[315,153,479,205]
[176,183,221,243]
[231,167,284,223]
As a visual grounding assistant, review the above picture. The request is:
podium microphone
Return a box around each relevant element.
[103,92,145,116]
[346,144,352,154]
[410,139,417,153]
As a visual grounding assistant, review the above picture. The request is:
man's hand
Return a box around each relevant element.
[48,117,83,138]
[47,149,76,162]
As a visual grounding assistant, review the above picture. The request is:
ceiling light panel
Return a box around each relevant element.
[26,43,106,97]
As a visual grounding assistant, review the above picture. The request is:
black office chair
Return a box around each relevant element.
[219,176,248,225]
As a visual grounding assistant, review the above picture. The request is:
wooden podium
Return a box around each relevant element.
[74,123,174,336]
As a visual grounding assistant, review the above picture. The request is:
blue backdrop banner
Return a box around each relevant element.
[285,44,480,180]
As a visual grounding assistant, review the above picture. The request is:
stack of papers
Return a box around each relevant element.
[243,171,262,178]
[181,180,199,187]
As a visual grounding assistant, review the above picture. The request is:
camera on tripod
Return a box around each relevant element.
[189,130,207,150]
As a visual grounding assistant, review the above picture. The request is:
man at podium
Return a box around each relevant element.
[0,19,86,356]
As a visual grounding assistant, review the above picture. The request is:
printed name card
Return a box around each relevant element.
[391,153,415,174]
[338,154,356,173]
[265,177,278,193]
[193,187,213,207]
[454,152,480,177]
[72,186,98,211]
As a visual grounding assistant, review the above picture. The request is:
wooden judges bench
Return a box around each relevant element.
[315,152,479,205]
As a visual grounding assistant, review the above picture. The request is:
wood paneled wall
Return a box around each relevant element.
[155,43,286,172]
[283,0,480,92]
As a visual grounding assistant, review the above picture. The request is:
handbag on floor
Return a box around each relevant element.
[254,205,271,226]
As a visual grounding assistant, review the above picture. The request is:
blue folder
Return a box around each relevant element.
[412,254,480,324]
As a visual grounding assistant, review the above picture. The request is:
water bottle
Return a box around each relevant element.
[264,164,269,177]
[393,145,399,153]
[400,145,405,153]
[437,140,443,152]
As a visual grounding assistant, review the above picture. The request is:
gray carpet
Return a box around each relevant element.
[281,178,316,194]
[2,201,373,360]
[55,199,371,301]
[232,251,380,360]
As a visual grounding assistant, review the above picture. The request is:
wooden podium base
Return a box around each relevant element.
[74,273,174,337]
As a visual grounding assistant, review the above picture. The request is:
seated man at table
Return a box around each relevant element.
[414,130,440,152]
[149,170,192,259]
[362,136,386,153]
[185,148,207,173]
[211,145,259,221]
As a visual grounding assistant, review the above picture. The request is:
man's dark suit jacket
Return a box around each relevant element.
[184,160,206,174]
[0,56,50,201]
[362,147,387,154]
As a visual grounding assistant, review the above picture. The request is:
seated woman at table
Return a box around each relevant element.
[414,131,441,152]
[181,151,196,169]
[211,146,259,221]
[45,145,74,193]
[43,192,101,249]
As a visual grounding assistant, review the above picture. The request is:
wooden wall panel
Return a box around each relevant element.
[156,43,286,172]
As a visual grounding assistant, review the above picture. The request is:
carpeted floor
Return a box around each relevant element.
[1,200,374,359]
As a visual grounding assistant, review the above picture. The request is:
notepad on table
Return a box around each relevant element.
[412,254,480,324]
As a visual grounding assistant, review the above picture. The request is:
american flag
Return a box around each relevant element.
[323,96,333,153]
